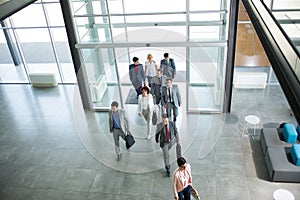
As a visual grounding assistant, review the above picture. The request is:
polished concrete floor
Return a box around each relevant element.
[0,84,299,200]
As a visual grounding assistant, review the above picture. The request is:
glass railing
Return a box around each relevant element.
[262,0,300,81]
[242,0,300,124]
[248,0,300,82]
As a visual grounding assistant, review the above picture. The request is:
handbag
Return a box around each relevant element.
[152,111,157,125]
[190,185,201,200]
[125,132,135,149]
[176,143,182,158]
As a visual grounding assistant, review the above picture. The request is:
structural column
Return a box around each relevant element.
[60,0,93,110]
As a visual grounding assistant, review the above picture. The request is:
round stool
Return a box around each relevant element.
[273,189,295,200]
[244,115,260,138]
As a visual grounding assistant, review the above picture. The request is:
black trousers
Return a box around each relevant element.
[178,185,191,200]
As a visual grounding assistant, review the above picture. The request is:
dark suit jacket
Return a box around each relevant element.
[129,64,145,89]
[161,84,181,108]
[155,121,177,148]
[160,58,176,78]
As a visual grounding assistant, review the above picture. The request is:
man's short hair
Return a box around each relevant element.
[164,53,169,58]
[177,157,187,167]
[132,57,139,62]
[111,101,119,107]
[162,114,168,119]
[157,68,162,73]
[166,77,172,82]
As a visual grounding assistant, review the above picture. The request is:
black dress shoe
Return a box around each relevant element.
[166,170,170,177]
[117,153,122,161]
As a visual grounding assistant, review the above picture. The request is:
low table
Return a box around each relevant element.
[244,115,260,138]
[273,188,295,200]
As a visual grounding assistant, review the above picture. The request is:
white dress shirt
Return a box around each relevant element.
[145,60,157,77]
[138,93,154,112]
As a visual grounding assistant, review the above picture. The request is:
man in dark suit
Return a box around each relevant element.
[161,77,181,122]
[152,69,166,105]
[160,53,176,79]
[155,114,180,177]
[109,101,130,161]
[129,57,145,98]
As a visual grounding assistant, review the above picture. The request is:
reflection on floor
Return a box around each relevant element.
[0,84,299,200]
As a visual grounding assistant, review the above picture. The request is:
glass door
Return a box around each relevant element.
[187,46,227,112]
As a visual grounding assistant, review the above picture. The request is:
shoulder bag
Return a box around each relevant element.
[125,132,135,149]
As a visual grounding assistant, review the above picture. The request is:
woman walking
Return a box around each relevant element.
[172,157,198,200]
[145,53,158,93]
[138,86,154,140]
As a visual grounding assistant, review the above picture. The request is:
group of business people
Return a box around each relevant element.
[109,53,198,199]
[129,52,181,118]
[129,53,176,97]
[108,101,197,199]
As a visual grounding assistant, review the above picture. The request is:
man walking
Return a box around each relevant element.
[160,53,176,79]
[109,101,130,161]
[161,77,181,122]
[155,114,180,177]
[129,57,145,98]
[152,69,166,105]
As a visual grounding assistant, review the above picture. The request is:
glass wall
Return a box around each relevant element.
[188,46,227,112]
[263,0,300,81]
[0,0,76,84]
[234,1,278,88]
[0,24,28,83]
[71,0,230,112]
[236,0,300,85]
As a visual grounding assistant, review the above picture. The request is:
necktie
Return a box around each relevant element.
[165,125,170,142]
[168,87,171,102]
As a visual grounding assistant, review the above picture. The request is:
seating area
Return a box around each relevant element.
[260,124,300,182]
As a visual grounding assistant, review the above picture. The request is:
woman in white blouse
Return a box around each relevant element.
[138,86,154,140]
[145,53,158,93]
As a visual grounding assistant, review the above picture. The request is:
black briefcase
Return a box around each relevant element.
[176,143,182,158]
[125,132,135,149]
[152,111,157,125]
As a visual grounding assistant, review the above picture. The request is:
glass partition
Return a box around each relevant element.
[261,0,300,81]
[71,0,230,112]
[81,48,121,108]
[190,0,226,10]
[0,28,28,83]
[0,0,75,84]
[188,46,226,112]
[16,28,62,82]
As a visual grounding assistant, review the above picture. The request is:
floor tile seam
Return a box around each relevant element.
[4,165,99,187]
[0,144,85,150]
[55,172,98,193]
[118,173,156,196]
[149,170,157,197]
[3,163,101,171]
[0,163,68,170]
[0,184,66,192]
[218,135,244,138]
[215,174,249,178]
[213,152,244,156]
[87,170,110,195]
[116,170,127,195]
[246,177,270,183]
[0,159,100,168]
[87,191,163,198]
[4,185,92,194]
